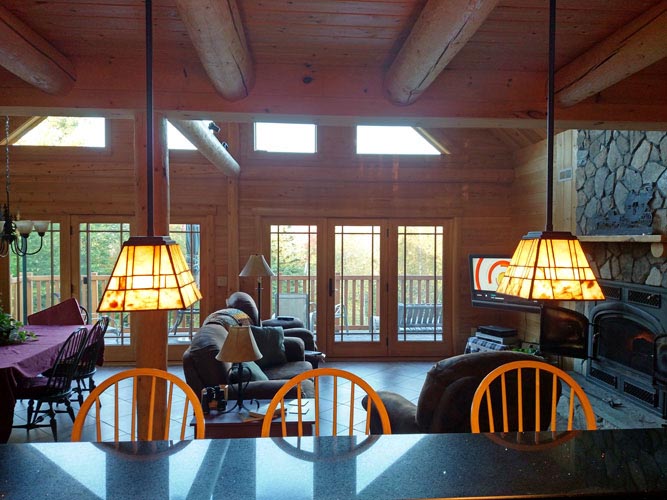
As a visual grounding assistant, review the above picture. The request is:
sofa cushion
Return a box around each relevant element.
[230,361,269,382]
[251,325,288,369]
[263,360,313,381]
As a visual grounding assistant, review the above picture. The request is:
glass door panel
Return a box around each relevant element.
[397,225,444,343]
[79,221,131,346]
[270,224,317,334]
[329,224,383,355]
[167,223,201,344]
[9,222,61,324]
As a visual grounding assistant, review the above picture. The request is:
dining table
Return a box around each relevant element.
[2,427,667,499]
[0,324,89,443]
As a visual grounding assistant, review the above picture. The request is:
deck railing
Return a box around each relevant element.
[274,275,442,330]
[11,274,442,331]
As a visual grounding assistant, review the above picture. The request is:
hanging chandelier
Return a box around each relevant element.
[1,116,50,258]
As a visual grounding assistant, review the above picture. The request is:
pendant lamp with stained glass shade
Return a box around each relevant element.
[97,0,202,312]
[495,0,604,302]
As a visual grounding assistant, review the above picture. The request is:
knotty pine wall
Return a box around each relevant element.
[2,118,557,357]
[507,130,578,347]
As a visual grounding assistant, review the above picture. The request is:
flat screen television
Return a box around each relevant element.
[469,254,540,313]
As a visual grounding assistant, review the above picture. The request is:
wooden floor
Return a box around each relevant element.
[8,359,665,443]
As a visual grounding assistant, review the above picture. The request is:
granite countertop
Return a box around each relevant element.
[2,428,667,499]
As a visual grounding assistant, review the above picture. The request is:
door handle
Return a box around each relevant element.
[329,278,334,297]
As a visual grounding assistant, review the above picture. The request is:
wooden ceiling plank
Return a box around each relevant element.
[555,0,667,107]
[384,0,501,105]
[175,0,254,102]
[169,119,240,178]
[0,4,76,95]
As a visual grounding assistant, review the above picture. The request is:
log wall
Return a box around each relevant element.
[4,118,556,358]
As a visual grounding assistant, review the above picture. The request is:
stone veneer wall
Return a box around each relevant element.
[576,130,667,288]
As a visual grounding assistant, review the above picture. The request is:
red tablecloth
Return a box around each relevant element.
[0,325,88,443]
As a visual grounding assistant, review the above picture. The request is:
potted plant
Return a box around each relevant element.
[0,310,35,345]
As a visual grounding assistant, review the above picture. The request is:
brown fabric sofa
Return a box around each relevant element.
[365,351,561,434]
[182,309,314,401]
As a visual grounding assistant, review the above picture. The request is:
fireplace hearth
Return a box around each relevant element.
[586,280,667,416]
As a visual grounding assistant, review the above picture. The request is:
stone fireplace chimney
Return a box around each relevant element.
[576,130,667,288]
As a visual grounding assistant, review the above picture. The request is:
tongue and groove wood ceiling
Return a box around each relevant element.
[0,0,665,149]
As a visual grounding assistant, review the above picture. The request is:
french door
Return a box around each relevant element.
[323,219,451,358]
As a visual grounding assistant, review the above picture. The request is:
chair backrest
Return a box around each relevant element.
[27,297,85,326]
[260,367,391,437]
[46,327,91,394]
[470,360,597,433]
[71,367,205,442]
[275,293,310,328]
[75,316,110,376]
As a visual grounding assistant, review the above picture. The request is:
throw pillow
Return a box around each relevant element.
[229,361,268,382]
[251,325,288,369]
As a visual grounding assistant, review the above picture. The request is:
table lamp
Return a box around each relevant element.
[216,325,262,412]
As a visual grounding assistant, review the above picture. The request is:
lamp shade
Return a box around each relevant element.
[14,220,33,236]
[216,326,262,363]
[97,236,202,312]
[496,231,605,301]
[239,254,275,278]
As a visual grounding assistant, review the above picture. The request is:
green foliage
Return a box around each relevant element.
[0,311,35,345]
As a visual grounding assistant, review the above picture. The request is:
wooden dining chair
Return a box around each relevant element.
[260,367,391,438]
[70,316,109,404]
[470,360,597,433]
[13,327,90,441]
[71,367,205,442]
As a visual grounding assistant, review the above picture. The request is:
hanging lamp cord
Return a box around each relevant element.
[4,116,10,213]
[545,0,556,232]
[145,0,154,237]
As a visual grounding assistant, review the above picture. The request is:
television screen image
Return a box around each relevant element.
[471,255,510,292]
[469,254,540,313]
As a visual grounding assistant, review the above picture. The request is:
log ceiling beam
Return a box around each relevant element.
[169,119,240,177]
[555,0,667,107]
[0,116,45,145]
[414,128,452,155]
[384,0,500,106]
[0,5,76,95]
[175,0,254,102]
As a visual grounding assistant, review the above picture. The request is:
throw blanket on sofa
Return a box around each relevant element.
[202,308,251,329]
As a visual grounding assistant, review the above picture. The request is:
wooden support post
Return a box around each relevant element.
[132,112,170,439]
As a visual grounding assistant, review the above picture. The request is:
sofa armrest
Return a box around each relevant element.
[283,336,305,361]
[362,390,419,434]
[229,379,315,400]
[285,327,317,351]
[183,345,229,397]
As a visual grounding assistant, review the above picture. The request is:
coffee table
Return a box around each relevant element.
[194,398,316,439]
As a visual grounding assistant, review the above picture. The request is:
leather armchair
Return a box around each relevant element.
[365,351,561,434]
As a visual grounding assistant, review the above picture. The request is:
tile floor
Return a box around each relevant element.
[7,360,434,443]
[10,358,663,443]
